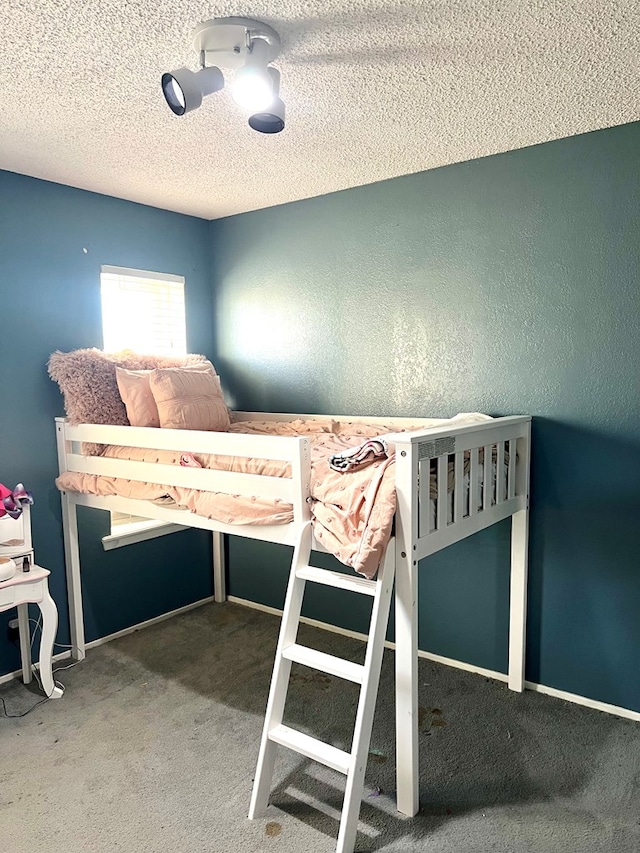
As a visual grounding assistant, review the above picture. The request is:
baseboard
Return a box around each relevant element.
[85,596,215,650]
[0,650,72,687]
[227,595,640,723]
[4,594,637,724]
[0,596,214,687]
[523,680,640,723]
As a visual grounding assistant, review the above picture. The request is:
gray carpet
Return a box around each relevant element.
[1,601,639,853]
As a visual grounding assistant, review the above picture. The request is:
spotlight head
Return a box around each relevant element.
[161,66,224,116]
[232,68,274,112]
[248,99,285,133]
[231,37,274,112]
[248,68,285,134]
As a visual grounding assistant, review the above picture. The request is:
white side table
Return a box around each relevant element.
[0,566,64,699]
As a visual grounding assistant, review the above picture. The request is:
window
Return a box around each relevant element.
[99,265,188,548]
[100,265,186,356]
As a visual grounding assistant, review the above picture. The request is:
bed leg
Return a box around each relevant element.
[212,531,226,603]
[395,540,419,817]
[508,508,529,691]
[61,492,85,661]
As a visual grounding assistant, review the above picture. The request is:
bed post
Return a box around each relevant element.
[212,532,226,603]
[290,436,312,526]
[393,437,420,818]
[508,420,531,691]
[56,418,86,661]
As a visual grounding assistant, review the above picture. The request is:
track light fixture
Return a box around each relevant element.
[161,17,285,134]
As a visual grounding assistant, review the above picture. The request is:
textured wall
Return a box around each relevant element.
[0,171,214,677]
[211,121,640,713]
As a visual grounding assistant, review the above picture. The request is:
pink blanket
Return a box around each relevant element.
[56,415,489,578]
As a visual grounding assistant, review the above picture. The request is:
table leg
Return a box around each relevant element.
[16,602,32,684]
[37,586,64,699]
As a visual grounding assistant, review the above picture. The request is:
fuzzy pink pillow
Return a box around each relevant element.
[115,362,217,428]
[48,349,210,427]
[149,368,231,432]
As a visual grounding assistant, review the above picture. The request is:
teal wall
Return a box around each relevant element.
[210,121,640,714]
[2,122,638,714]
[0,171,214,677]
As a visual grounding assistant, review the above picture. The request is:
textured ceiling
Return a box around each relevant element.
[2,1,638,220]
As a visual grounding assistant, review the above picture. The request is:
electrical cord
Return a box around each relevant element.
[27,615,74,650]
[1,615,70,718]
[0,693,51,718]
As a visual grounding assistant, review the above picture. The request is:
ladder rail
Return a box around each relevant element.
[249,524,396,853]
[248,521,313,819]
[337,539,396,853]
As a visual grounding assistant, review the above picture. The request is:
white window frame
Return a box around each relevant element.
[99,265,188,550]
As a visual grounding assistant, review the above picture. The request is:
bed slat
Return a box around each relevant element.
[483,444,492,510]
[454,451,464,521]
[418,459,431,536]
[507,439,516,500]
[469,448,480,516]
[436,455,448,530]
[66,454,295,501]
[496,442,506,504]
[64,422,306,461]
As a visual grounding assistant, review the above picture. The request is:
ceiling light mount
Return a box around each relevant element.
[191,17,281,71]
[161,16,285,133]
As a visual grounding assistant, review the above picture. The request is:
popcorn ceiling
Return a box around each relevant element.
[1,0,638,219]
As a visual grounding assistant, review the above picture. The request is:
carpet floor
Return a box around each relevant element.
[1,601,639,853]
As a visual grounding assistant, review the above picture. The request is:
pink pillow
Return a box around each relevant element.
[116,362,217,428]
[149,368,231,431]
[115,368,160,427]
[48,348,211,454]
[48,348,210,426]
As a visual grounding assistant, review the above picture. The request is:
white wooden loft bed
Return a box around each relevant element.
[55,410,531,835]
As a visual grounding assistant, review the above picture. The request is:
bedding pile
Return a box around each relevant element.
[55,413,491,579]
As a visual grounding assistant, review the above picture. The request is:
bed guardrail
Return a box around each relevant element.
[389,416,530,559]
[55,418,313,528]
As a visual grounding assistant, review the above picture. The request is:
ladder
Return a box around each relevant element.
[249,521,396,853]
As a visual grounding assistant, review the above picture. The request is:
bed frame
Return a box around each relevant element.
[55,411,531,820]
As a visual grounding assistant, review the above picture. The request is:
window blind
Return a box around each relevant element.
[100,266,187,356]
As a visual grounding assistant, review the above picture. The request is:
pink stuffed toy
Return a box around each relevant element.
[0,483,34,519]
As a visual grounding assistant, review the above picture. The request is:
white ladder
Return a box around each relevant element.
[249,521,396,853]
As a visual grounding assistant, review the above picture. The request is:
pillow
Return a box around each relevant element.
[150,367,231,432]
[116,362,217,428]
[48,348,211,427]
[48,349,212,454]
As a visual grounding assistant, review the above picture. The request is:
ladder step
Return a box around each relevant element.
[296,565,377,596]
[268,724,351,775]
[283,643,365,684]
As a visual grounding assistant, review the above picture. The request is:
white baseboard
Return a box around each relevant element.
[227,595,640,723]
[4,594,638,724]
[523,680,640,723]
[0,597,214,687]
[0,650,72,687]
[85,596,214,650]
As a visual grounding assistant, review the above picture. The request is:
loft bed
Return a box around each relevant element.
[54,406,531,839]
[49,344,530,852]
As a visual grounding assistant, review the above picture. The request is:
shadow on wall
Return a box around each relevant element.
[217,356,327,416]
[526,416,640,707]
